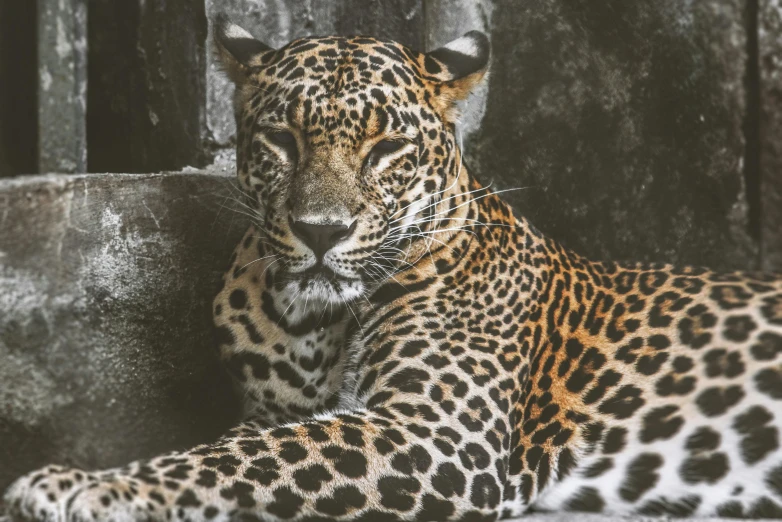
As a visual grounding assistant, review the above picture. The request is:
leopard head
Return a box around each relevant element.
[214,15,489,305]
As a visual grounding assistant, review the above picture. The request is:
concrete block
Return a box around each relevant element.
[0,171,244,491]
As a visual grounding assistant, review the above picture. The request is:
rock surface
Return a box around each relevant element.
[468,0,759,271]
[0,171,244,491]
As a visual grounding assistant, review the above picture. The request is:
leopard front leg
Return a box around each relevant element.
[5,408,503,522]
[214,226,351,426]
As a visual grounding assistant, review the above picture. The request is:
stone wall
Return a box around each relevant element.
[1,0,782,494]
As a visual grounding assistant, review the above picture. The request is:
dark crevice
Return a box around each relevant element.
[86,0,142,172]
[86,0,208,173]
[743,0,761,245]
[0,0,38,176]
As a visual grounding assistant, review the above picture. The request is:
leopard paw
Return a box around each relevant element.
[3,466,92,521]
[4,468,162,522]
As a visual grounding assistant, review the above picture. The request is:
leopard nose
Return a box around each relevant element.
[289,217,357,259]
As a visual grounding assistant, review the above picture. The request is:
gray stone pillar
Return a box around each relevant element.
[37,0,87,173]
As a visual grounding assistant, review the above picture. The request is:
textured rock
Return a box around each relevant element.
[0,172,244,491]
[37,0,87,173]
[467,0,758,271]
[761,0,782,272]
[86,0,208,172]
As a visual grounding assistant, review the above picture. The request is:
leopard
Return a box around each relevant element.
[4,13,782,522]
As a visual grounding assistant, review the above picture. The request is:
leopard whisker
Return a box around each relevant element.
[239,253,281,271]
[277,289,302,327]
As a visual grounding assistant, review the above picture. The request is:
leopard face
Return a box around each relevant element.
[216,18,489,306]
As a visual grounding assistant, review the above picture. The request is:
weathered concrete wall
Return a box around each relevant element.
[0,172,244,491]
[468,0,759,271]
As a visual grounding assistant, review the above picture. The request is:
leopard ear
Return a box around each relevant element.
[212,13,274,84]
[425,31,490,100]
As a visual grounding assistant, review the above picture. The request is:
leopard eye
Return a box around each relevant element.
[372,139,406,156]
[266,130,298,163]
[269,130,296,146]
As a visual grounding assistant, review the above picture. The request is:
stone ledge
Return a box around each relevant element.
[0,171,244,491]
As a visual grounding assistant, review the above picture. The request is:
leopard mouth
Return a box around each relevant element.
[281,263,365,305]
[297,263,361,285]
[302,263,338,279]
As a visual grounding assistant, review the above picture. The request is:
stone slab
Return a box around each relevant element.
[0,171,245,491]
